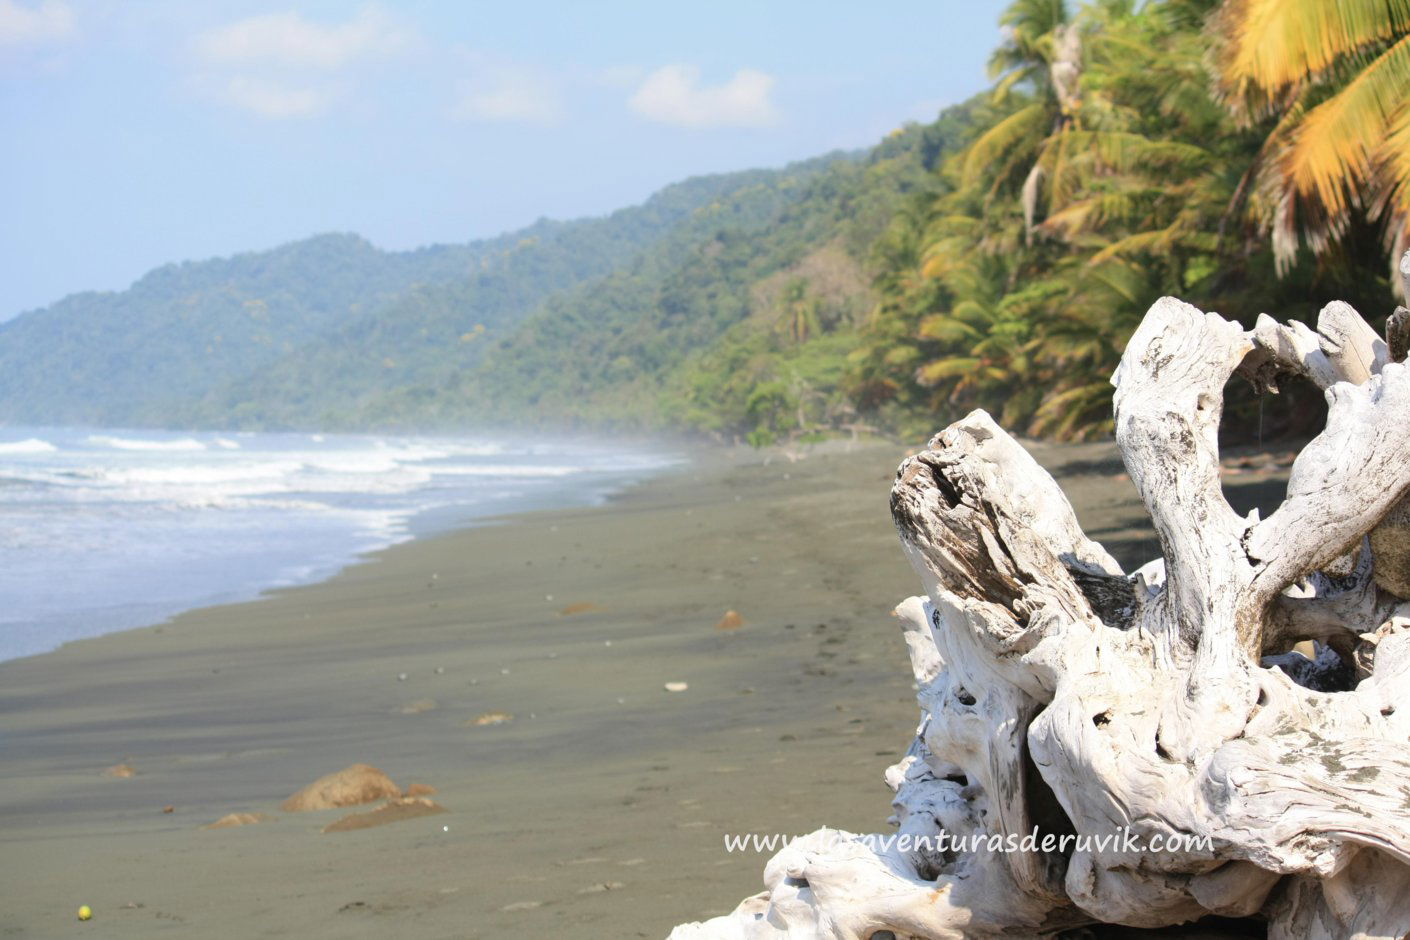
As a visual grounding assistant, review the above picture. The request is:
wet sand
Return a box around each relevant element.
[0,437,1291,937]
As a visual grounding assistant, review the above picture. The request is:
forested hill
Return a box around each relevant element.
[0,113,970,434]
[0,162,833,427]
[7,0,1402,441]
[0,232,474,425]
[331,115,970,434]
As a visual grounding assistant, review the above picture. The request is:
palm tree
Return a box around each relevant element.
[965,0,1080,238]
[775,279,820,345]
[1210,0,1410,274]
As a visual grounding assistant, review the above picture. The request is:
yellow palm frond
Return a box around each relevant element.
[1086,229,1169,264]
[916,357,982,386]
[918,314,982,344]
[961,103,1048,185]
[1211,0,1410,103]
[1374,102,1410,223]
[1275,33,1410,220]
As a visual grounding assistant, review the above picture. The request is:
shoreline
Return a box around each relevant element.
[0,435,685,667]
[0,436,1291,936]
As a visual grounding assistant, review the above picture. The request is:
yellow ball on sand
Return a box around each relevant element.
[77,905,92,921]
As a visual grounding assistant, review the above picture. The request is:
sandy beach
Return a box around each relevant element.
[0,436,1292,938]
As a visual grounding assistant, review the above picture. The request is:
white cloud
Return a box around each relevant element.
[189,5,413,119]
[629,65,778,129]
[192,5,411,71]
[452,63,559,124]
[0,0,73,47]
[221,75,331,119]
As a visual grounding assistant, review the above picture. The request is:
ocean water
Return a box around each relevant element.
[0,427,677,662]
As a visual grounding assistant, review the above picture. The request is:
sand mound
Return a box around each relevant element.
[404,783,437,797]
[202,812,269,829]
[715,610,745,631]
[470,711,514,726]
[103,763,136,778]
[281,763,401,811]
[322,796,447,833]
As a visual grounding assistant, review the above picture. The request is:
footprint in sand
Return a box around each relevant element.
[500,901,543,912]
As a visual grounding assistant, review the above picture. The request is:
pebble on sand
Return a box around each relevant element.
[103,763,136,778]
[202,812,270,829]
[715,610,745,631]
[664,682,689,693]
[281,764,402,812]
[398,699,438,715]
[470,711,514,726]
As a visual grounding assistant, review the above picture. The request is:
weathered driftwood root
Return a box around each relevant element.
[671,276,1410,939]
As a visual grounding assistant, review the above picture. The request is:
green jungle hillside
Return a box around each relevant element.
[4,0,1406,443]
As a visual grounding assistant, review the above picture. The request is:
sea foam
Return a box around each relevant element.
[87,435,208,452]
[0,438,58,455]
[0,427,677,662]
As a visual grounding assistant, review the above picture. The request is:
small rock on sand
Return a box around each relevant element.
[715,610,745,631]
[469,711,514,726]
[403,783,437,797]
[202,812,270,829]
[322,796,447,833]
[103,763,136,778]
[281,763,402,812]
[398,699,438,715]
[559,601,600,615]
[664,682,689,693]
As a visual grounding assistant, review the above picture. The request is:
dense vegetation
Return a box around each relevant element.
[3,0,1405,442]
[847,0,1405,442]
[363,122,969,439]
[0,233,477,425]
[0,167,814,427]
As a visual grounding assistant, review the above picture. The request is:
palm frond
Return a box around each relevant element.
[916,357,982,386]
[961,103,1049,185]
[1211,0,1410,105]
[1276,33,1410,220]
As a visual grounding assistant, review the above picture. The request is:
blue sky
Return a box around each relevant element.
[0,1,1006,319]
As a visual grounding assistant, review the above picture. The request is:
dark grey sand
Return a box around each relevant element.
[0,438,1291,937]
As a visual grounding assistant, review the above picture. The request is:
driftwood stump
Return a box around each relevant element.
[671,282,1410,939]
